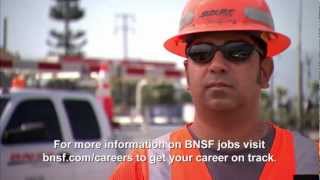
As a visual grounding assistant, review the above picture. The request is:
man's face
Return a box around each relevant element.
[184,32,272,111]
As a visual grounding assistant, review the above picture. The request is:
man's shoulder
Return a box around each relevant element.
[274,126,317,156]
[290,131,317,148]
[285,129,319,174]
[290,130,318,159]
[276,126,317,149]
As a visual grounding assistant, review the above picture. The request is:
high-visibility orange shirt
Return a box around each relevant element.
[111,123,319,180]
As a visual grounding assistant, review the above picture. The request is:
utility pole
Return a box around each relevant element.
[115,13,135,59]
[305,54,312,85]
[114,13,135,116]
[297,0,304,130]
[0,0,9,51]
[0,0,2,48]
[3,17,7,50]
[0,0,7,50]
[270,66,275,122]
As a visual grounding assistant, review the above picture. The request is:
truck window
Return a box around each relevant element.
[2,99,63,144]
[63,99,101,140]
[0,97,9,119]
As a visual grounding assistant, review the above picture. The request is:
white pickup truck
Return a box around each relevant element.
[0,89,116,180]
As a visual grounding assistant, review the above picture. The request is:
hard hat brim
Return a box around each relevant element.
[164,26,291,58]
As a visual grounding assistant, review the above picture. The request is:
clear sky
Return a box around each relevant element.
[0,0,319,97]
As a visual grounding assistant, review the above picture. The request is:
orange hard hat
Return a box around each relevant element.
[164,0,291,58]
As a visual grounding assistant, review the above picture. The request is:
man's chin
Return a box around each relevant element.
[205,99,238,111]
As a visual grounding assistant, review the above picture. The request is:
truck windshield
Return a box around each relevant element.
[0,97,9,119]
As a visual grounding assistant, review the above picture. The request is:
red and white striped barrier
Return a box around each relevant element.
[0,58,183,79]
[0,58,101,72]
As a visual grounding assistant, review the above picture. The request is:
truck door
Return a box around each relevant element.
[0,99,73,180]
[62,98,116,179]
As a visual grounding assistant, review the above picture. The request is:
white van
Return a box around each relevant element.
[0,89,116,180]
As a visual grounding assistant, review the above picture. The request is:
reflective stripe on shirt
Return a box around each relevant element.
[293,131,320,174]
[148,133,171,180]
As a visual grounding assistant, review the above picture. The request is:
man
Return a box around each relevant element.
[111,0,319,179]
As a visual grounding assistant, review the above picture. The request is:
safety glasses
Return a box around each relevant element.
[186,41,264,64]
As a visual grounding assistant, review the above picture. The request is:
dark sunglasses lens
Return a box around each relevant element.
[187,44,213,63]
[223,42,254,62]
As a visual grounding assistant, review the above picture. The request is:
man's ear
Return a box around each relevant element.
[184,59,191,91]
[259,58,274,89]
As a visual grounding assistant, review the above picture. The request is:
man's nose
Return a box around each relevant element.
[208,51,229,73]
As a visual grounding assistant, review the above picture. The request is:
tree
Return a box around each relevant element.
[142,83,176,106]
[260,91,272,121]
[179,90,192,104]
[304,81,319,130]
[274,86,297,128]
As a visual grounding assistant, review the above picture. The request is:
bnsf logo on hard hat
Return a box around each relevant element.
[199,9,235,18]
